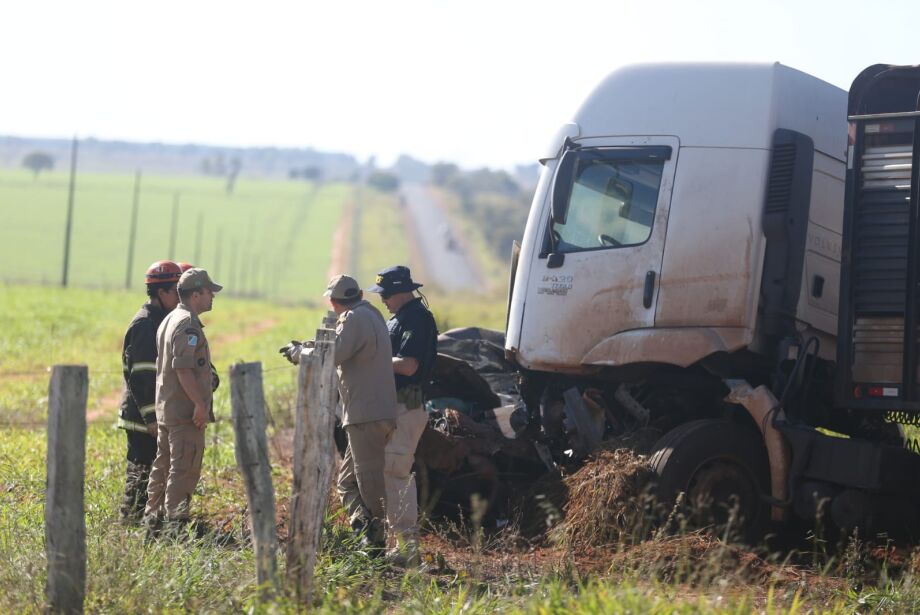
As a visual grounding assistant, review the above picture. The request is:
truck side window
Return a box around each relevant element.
[551,150,665,253]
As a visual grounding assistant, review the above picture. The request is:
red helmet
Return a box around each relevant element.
[176,262,195,273]
[145,260,182,285]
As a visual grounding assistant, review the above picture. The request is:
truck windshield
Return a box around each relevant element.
[550,149,665,253]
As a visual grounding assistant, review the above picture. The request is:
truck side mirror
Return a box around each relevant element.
[552,150,578,225]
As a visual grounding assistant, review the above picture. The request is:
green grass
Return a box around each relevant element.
[0,169,346,302]
[0,284,323,425]
[0,415,890,615]
[0,420,859,613]
[1,424,259,612]
[352,186,412,287]
[0,283,916,613]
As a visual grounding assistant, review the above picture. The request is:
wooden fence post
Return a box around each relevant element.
[287,327,337,604]
[229,362,278,599]
[45,365,88,615]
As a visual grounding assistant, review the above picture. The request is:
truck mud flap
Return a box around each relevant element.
[778,422,920,495]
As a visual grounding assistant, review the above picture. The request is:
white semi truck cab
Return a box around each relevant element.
[507,63,845,373]
[504,63,920,539]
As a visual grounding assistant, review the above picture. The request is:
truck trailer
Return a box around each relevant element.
[502,62,920,538]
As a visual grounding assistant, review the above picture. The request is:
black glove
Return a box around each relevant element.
[210,363,220,392]
[279,340,304,365]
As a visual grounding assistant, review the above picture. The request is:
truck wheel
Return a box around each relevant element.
[649,419,770,542]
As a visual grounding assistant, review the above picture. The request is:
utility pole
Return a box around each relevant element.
[168,192,180,260]
[61,136,78,287]
[214,227,223,280]
[193,211,203,265]
[228,240,238,296]
[240,247,250,296]
[125,170,142,289]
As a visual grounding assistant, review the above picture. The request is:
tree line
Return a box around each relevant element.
[430,163,530,262]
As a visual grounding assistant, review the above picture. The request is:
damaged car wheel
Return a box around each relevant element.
[649,418,770,543]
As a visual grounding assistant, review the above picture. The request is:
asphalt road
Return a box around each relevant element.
[400,183,481,291]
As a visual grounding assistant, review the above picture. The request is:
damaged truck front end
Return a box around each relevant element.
[428,63,920,543]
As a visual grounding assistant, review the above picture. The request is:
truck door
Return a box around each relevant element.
[515,137,678,370]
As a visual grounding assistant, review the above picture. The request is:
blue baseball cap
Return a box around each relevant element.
[367,265,423,295]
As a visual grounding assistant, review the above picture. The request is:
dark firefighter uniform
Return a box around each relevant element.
[117,300,166,520]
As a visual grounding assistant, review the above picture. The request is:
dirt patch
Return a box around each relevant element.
[605,533,808,584]
[419,532,554,581]
[84,318,278,425]
[214,318,278,346]
[416,529,828,602]
[0,370,48,381]
[327,200,354,280]
[88,387,123,423]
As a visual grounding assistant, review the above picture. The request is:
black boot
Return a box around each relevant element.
[351,517,385,556]
[119,461,151,524]
[142,512,164,543]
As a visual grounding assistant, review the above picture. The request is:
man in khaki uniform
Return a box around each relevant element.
[144,268,222,530]
[326,274,398,549]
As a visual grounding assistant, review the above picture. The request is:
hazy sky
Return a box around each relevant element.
[1,0,917,169]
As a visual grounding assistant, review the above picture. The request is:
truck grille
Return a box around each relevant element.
[852,143,914,383]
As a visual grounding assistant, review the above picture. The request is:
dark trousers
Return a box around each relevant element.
[121,429,157,521]
[127,429,157,464]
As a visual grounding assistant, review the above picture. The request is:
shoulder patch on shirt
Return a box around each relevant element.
[187,334,198,346]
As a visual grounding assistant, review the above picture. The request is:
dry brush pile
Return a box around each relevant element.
[550,448,657,549]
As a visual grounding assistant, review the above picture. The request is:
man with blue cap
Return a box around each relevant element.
[367,265,438,567]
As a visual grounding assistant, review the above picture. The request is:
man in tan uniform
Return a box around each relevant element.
[325,274,398,550]
[144,268,222,533]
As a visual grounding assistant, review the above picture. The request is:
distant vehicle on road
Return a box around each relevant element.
[439,224,458,251]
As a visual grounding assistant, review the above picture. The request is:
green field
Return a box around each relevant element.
[352,186,412,285]
[0,285,321,426]
[5,169,911,612]
[0,283,874,613]
[0,169,348,302]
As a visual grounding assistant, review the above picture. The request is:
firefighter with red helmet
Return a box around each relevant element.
[117,260,182,522]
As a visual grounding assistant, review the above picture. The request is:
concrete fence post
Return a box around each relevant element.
[229,361,278,599]
[45,365,88,615]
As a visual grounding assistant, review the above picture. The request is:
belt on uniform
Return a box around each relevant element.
[396,385,423,410]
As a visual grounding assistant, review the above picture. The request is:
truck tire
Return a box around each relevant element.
[649,419,770,542]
